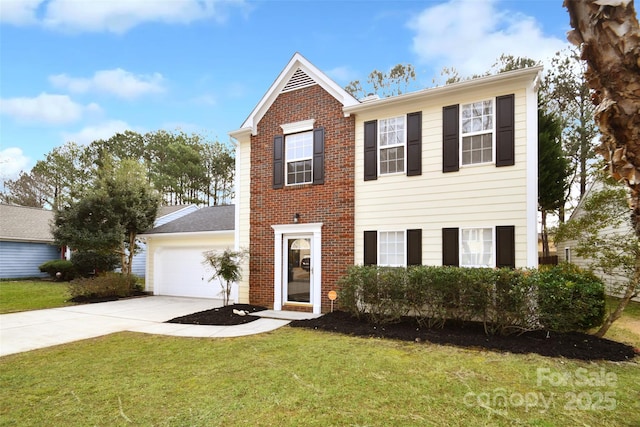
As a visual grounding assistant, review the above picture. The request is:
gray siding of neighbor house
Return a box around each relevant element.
[0,241,60,279]
[130,205,200,277]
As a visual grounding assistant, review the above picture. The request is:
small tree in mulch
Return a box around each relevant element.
[202,248,247,306]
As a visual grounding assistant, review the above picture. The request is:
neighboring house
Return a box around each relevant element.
[556,179,638,300]
[0,204,61,279]
[130,204,199,277]
[141,205,235,299]
[230,53,541,314]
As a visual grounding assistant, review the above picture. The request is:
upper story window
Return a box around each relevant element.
[461,100,494,165]
[285,131,313,185]
[379,230,405,267]
[460,227,494,267]
[379,116,405,175]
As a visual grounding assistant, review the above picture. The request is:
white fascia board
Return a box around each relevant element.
[142,230,235,239]
[343,66,543,115]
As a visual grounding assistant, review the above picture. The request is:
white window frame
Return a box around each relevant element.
[460,227,495,268]
[378,115,406,176]
[285,130,313,186]
[564,247,571,263]
[460,99,495,166]
[378,230,406,267]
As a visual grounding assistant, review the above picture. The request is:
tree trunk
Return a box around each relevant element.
[595,257,639,337]
[541,209,550,258]
[565,0,640,237]
[565,0,640,337]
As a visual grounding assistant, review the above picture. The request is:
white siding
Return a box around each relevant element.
[556,181,639,301]
[354,81,537,268]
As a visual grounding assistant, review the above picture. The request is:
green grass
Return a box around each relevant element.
[1,328,638,427]
[604,297,640,348]
[0,280,74,314]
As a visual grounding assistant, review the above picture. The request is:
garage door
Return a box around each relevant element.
[154,246,223,299]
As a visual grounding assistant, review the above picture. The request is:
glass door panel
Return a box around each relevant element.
[286,237,311,303]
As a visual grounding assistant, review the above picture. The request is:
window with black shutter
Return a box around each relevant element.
[442,105,459,172]
[496,94,515,167]
[495,225,515,268]
[364,231,377,265]
[407,229,422,265]
[406,112,422,176]
[442,227,459,266]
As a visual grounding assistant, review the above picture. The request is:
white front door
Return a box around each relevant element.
[272,223,323,314]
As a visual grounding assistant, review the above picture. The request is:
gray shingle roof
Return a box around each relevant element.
[142,205,235,234]
[0,204,54,242]
[158,204,196,217]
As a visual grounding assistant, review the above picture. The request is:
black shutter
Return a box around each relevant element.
[407,229,422,266]
[496,94,515,167]
[496,225,515,268]
[407,112,422,176]
[313,127,325,185]
[442,227,459,266]
[443,105,459,172]
[273,135,284,189]
[364,120,378,181]
[364,231,377,265]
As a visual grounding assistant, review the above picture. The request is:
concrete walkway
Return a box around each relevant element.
[0,296,293,357]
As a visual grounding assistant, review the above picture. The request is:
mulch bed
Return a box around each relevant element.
[167,304,267,326]
[165,304,637,362]
[289,310,639,362]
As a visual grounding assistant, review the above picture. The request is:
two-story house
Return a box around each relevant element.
[230,53,541,314]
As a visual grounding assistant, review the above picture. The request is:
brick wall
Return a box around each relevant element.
[249,84,355,312]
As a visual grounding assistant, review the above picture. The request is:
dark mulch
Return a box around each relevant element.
[290,311,638,362]
[167,304,267,326]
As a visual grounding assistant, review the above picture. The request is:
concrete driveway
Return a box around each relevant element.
[0,296,290,357]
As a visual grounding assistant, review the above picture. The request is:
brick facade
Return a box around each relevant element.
[249,84,355,312]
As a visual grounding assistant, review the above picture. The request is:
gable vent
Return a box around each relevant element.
[281,68,316,93]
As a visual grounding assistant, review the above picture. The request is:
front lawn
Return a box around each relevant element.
[0,280,74,314]
[0,328,638,426]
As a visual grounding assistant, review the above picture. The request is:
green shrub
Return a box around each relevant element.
[337,263,605,335]
[38,260,75,281]
[537,263,605,332]
[71,251,119,277]
[68,272,142,301]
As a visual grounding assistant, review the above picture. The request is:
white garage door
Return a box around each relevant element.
[154,246,223,299]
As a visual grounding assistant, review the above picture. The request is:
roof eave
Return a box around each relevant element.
[343,66,543,115]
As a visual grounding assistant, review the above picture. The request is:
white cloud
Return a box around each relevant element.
[50,68,165,100]
[0,93,101,125]
[0,147,31,181]
[0,0,44,25]
[61,120,134,145]
[408,0,568,78]
[42,0,241,33]
[326,66,358,83]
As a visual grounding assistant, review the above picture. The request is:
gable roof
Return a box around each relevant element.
[231,52,359,137]
[142,205,235,235]
[0,204,54,243]
[158,205,197,218]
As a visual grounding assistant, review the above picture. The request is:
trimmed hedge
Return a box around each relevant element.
[337,264,604,335]
[68,272,142,302]
[38,260,75,281]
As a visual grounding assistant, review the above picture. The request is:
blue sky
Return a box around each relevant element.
[0,0,573,182]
